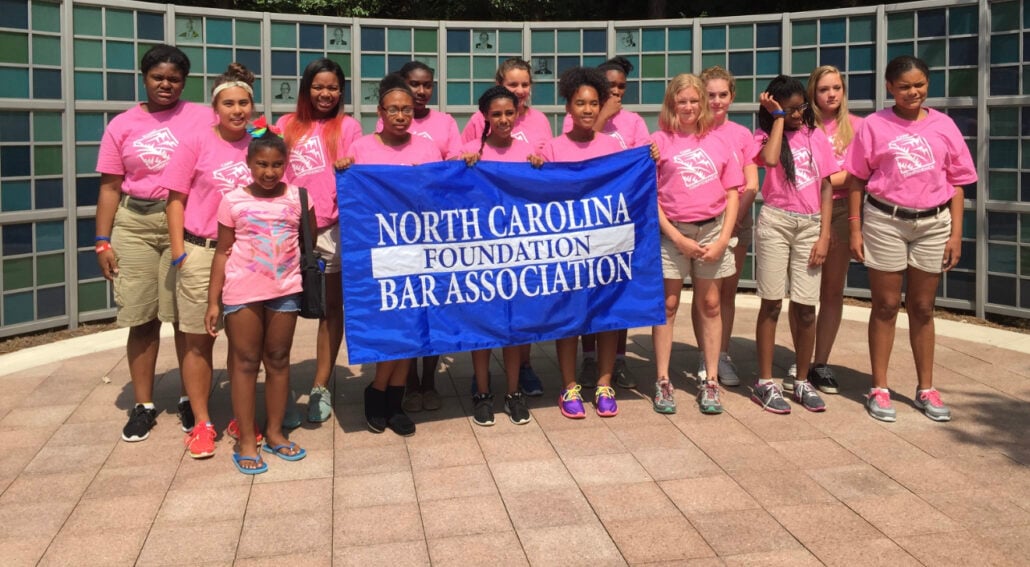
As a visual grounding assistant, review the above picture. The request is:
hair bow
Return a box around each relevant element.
[247,116,282,138]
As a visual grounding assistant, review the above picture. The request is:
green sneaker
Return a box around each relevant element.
[697,381,724,414]
[653,379,677,414]
[307,386,332,422]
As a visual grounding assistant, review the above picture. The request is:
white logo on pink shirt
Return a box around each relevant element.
[413,130,434,142]
[289,136,327,177]
[513,131,530,144]
[133,128,179,171]
[790,147,819,190]
[673,148,718,189]
[888,133,936,177]
[607,131,628,150]
[212,161,252,194]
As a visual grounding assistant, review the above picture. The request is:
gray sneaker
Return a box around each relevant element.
[653,380,677,414]
[613,358,636,389]
[793,381,826,412]
[717,353,740,387]
[866,388,896,422]
[579,357,598,388]
[783,363,797,391]
[307,386,333,423]
[913,388,951,422]
[751,380,791,414]
[697,381,724,414]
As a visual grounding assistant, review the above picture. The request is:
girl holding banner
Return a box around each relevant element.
[462,57,554,399]
[163,63,256,458]
[651,74,742,415]
[460,86,537,427]
[562,56,652,391]
[339,74,441,436]
[277,58,363,425]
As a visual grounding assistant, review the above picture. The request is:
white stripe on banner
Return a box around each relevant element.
[370,224,636,278]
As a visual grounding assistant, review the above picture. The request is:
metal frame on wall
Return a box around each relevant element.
[0,0,1025,337]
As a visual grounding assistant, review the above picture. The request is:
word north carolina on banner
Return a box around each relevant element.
[337,146,665,364]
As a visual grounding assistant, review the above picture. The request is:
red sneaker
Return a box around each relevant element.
[184,421,216,459]
[226,418,264,445]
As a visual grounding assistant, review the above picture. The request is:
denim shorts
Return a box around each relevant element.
[223,293,302,316]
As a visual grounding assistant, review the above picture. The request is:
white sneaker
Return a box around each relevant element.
[717,353,740,387]
[783,363,797,391]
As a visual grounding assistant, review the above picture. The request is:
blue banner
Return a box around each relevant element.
[337,146,665,364]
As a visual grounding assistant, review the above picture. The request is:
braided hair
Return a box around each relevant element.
[476,86,519,152]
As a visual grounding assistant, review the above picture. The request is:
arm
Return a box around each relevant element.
[848,175,867,262]
[95,174,123,280]
[595,96,621,132]
[809,178,833,266]
[701,188,739,263]
[461,151,481,167]
[166,191,188,265]
[737,162,760,225]
[942,186,964,271]
[757,92,784,167]
[204,223,235,337]
[658,203,705,260]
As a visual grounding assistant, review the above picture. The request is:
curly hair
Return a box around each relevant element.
[140,44,190,76]
[598,56,633,77]
[377,73,414,106]
[558,66,610,106]
[247,129,287,161]
[397,60,434,79]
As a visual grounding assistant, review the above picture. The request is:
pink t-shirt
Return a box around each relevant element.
[216,184,312,305]
[460,137,534,163]
[376,109,462,160]
[276,114,362,228]
[96,102,214,200]
[846,108,977,209]
[652,129,744,223]
[820,113,864,199]
[462,107,553,153]
[347,133,442,166]
[539,133,624,163]
[712,120,762,164]
[753,126,840,214]
[561,110,651,150]
[160,128,253,239]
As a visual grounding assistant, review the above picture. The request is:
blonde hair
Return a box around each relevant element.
[659,74,712,135]
[700,65,736,98]
[807,65,854,154]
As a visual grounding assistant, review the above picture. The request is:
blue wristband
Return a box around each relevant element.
[771,110,786,118]
[171,252,187,266]
[95,235,111,242]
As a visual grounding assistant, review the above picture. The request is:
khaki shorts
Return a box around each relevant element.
[110,203,176,327]
[862,200,951,273]
[734,212,754,252]
[830,198,849,243]
[661,215,737,281]
[175,242,220,334]
[316,223,342,274]
[755,205,822,306]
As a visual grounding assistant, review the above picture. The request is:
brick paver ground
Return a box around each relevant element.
[0,296,1027,566]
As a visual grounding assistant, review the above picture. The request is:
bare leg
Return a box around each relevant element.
[471,349,491,395]
[262,309,300,453]
[755,299,782,381]
[313,271,343,389]
[501,346,522,395]
[595,330,618,388]
[789,302,817,382]
[181,332,216,425]
[905,267,942,390]
[652,279,684,380]
[867,268,904,390]
[719,236,749,353]
[225,306,263,465]
[694,278,723,383]
[127,319,162,404]
[814,233,850,365]
[555,337,578,389]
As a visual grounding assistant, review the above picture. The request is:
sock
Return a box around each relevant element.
[758,378,775,385]
[178,395,189,403]
[140,402,155,409]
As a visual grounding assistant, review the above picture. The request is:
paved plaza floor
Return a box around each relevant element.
[0,295,1028,566]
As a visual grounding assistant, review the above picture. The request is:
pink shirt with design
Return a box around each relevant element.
[652,130,744,223]
[276,114,362,228]
[820,113,864,199]
[462,107,553,153]
[539,133,624,163]
[96,102,214,200]
[376,109,462,160]
[346,133,442,165]
[561,110,651,150]
[845,108,977,209]
[753,126,840,215]
[159,129,253,239]
[217,184,312,305]
[461,137,534,163]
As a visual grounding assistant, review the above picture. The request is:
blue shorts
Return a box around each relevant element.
[223,293,302,316]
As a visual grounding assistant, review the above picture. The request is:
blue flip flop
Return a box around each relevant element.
[262,441,307,461]
[232,453,268,475]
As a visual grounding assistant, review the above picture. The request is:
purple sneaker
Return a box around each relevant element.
[559,385,586,419]
[594,385,619,417]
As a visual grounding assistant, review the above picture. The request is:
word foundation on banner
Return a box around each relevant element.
[371,194,634,311]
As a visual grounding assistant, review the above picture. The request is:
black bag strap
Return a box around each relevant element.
[298,187,314,256]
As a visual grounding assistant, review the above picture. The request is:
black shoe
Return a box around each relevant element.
[808,365,840,394]
[503,392,532,425]
[177,399,195,433]
[121,405,157,442]
[364,385,388,433]
[386,385,416,436]
[472,393,495,427]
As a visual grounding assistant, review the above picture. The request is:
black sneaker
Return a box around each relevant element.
[122,405,157,442]
[177,400,195,433]
[503,392,532,425]
[808,365,840,394]
[472,393,495,426]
